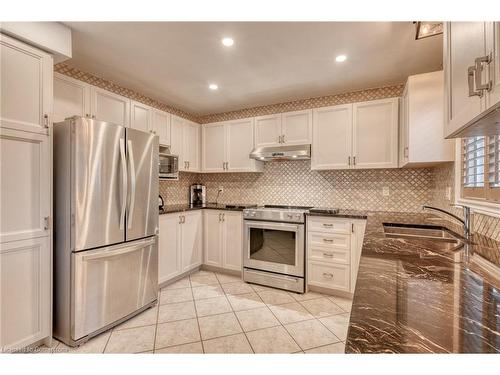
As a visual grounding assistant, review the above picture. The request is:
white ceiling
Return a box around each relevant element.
[64,22,442,116]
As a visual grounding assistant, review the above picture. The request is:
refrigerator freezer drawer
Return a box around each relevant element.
[72,237,158,340]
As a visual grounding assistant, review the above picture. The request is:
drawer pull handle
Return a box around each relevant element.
[322,272,334,278]
[322,253,334,257]
[322,223,333,227]
[322,238,334,243]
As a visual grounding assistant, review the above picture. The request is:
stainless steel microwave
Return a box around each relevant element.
[159,146,179,180]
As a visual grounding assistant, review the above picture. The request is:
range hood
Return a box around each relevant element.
[249,144,311,161]
[446,101,500,138]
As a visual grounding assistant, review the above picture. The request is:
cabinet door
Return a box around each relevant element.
[158,214,181,284]
[183,121,200,172]
[282,109,312,145]
[0,236,51,350]
[0,33,53,135]
[53,73,91,123]
[444,22,486,137]
[350,220,366,293]
[399,86,410,166]
[90,86,130,127]
[311,104,352,170]
[203,210,223,267]
[170,115,184,169]
[352,98,399,169]
[222,211,243,271]
[254,114,282,147]
[130,100,152,133]
[181,211,202,272]
[0,128,50,243]
[152,109,171,146]
[226,118,257,172]
[486,22,500,109]
[202,122,226,172]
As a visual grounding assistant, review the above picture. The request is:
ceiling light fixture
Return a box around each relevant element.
[414,22,443,40]
[221,37,234,47]
[209,84,218,90]
[335,55,347,63]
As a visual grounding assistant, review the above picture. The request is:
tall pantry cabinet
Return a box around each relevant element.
[0,33,53,351]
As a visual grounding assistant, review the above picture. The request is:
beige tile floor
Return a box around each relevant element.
[40,270,352,354]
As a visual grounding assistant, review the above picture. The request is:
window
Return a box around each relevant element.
[462,135,500,202]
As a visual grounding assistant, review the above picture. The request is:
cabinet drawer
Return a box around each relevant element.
[308,261,350,292]
[307,217,351,234]
[307,232,350,249]
[308,246,350,264]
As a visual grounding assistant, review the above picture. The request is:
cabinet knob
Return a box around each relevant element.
[322,272,334,279]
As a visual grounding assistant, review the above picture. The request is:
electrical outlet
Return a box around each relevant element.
[445,186,451,200]
[382,186,390,197]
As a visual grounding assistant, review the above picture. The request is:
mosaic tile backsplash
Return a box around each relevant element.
[161,161,435,211]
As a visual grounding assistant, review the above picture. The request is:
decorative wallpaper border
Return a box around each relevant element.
[55,62,403,125]
[54,63,199,123]
[197,84,404,124]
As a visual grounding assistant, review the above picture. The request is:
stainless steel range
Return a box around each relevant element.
[243,205,311,293]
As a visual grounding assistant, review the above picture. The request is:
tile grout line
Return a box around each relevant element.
[190,273,210,354]
[152,301,160,353]
[253,289,305,353]
[230,296,256,354]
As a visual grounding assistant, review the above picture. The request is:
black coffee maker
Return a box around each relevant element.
[190,184,206,206]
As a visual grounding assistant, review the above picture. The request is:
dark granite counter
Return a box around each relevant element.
[329,211,500,353]
[159,203,256,215]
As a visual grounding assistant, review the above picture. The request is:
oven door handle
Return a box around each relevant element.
[244,220,301,231]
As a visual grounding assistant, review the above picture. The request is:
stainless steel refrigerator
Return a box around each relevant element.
[53,117,159,346]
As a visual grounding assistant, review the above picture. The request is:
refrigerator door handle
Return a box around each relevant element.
[81,237,156,261]
[119,138,127,230]
[127,139,137,230]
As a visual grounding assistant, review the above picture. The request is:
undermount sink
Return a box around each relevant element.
[383,223,465,252]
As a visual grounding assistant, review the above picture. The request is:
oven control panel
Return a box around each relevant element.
[243,207,306,223]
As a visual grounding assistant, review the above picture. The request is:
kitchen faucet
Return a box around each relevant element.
[422,204,473,239]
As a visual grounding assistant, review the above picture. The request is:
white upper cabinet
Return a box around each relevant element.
[202,118,263,173]
[170,115,184,163]
[53,73,91,123]
[352,98,399,169]
[226,118,261,172]
[443,22,499,137]
[486,22,500,110]
[254,114,282,147]
[0,33,53,135]
[90,86,130,127]
[202,122,226,172]
[400,71,454,167]
[312,104,352,170]
[183,120,201,172]
[130,100,152,133]
[281,109,312,145]
[152,109,171,146]
[254,111,312,147]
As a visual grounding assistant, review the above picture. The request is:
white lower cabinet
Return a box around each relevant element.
[0,236,51,351]
[307,216,366,294]
[203,210,243,272]
[158,211,202,285]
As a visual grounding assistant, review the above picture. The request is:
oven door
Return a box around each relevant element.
[243,220,304,277]
[159,153,178,179]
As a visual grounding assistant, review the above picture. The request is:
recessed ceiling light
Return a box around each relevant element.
[335,55,347,62]
[209,84,218,90]
[222,37,234,47]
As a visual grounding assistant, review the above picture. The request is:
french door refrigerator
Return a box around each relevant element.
[53,117,159,346]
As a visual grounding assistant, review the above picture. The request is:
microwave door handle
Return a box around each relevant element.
[127,139,136,229]
[119,138,127,230]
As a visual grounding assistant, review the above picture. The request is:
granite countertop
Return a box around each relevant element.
[322,211,500,353]
[159,203,256,214]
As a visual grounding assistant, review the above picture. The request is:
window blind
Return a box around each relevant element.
[488,135,500,188]
[462,136,485,188]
